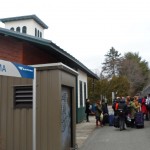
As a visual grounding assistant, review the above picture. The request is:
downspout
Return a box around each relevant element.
[33,68,36,150]
[76,75,78,123]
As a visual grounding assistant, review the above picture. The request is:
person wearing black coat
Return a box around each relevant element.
[117,98,128,130]
[85,99,91,122]
[102,99,109,125]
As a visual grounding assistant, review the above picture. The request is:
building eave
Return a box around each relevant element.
[0,14,48,29]
[0,27,99,80]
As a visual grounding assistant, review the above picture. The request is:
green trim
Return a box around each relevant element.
[0,27,99,80]
[76,107,86,123]
[76,76,78,123]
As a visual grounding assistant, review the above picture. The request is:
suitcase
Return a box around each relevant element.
[103,113,109,125]
[109,114,114,126]
[135,112,144,128]
[114,116,119,128]
[126,115,131,127]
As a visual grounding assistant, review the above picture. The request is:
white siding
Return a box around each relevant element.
[4,19,44,37]
[77,69,87,108]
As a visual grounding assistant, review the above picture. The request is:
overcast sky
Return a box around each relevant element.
[1,0,150,74]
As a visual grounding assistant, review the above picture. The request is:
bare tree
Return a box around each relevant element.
[120,59,143,94]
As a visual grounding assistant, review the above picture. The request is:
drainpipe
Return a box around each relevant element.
[33,68,36,150]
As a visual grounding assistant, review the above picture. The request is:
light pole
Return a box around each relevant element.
[112,92,115,104]
[112,91,118,104]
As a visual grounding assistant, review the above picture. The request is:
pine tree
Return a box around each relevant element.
[102,47,121,79]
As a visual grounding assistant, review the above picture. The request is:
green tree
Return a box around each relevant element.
[88,77,95,101]
[102,47,122,79]
[88,77,109,103]
[88,50,150,104]
[111,76,130,96]
[105,76,130,102]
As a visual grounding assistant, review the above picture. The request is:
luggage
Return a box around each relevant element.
[126,115,131,127]
[109,114,114,126]
[114,116,119,128]
[103,113,109,125]
[135,112,144,128]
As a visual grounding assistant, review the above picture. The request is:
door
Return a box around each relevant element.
[61,86,72,150]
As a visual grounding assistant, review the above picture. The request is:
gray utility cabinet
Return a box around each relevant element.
[0,62,78,150]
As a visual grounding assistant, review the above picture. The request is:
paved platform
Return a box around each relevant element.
[76,116,96,148]
[76,105,113,149]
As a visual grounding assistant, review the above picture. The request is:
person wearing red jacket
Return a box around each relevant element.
[141,96,148,120]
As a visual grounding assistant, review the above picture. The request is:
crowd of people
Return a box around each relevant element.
[85,98,109,126]
[112,95,150,129]
[85,94,150,129]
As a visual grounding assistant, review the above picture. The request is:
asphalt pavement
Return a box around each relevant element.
[76,105,114,149]
[76,115,97,149]
[79,119,150,150]
[76,106,150,150]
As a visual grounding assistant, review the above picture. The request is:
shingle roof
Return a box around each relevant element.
[0,15,48,29]
[0,27,99,79]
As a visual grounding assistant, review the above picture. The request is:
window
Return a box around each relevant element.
[35,28,37,36]
[79,81,83,106]
[16,27,20,32]
[38,30,39,37]
[10,27,14,31]
[14,86,33,108]
[84,82,87,103]
[22,26,27,33]
[40,32,42,38]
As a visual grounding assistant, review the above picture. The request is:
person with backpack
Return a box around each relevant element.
[117,97,128,130]
[112,97,120,116]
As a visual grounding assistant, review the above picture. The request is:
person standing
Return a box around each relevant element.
[112,97,120,116]
[102,99,109,125]
[85,99,91,122]
[117,97,127,130]
[130,97,140,128]
[141,96,148,120]
[146,94,150,120]
[95,100,103,126]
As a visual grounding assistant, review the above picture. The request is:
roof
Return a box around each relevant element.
[0,27,99,79]
[0,15,48,29]
[32,62,79,76]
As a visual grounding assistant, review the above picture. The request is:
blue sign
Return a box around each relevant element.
[0,59,34,79]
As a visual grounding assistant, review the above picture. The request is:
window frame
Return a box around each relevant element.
[79,81,83,107]
[10,27,14,31]
[22,26,27,33]
[84,82,87,104]
[35,28,37,36]
[38,30,39,37]
[16,27,20,32]
[40,32,42,38]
